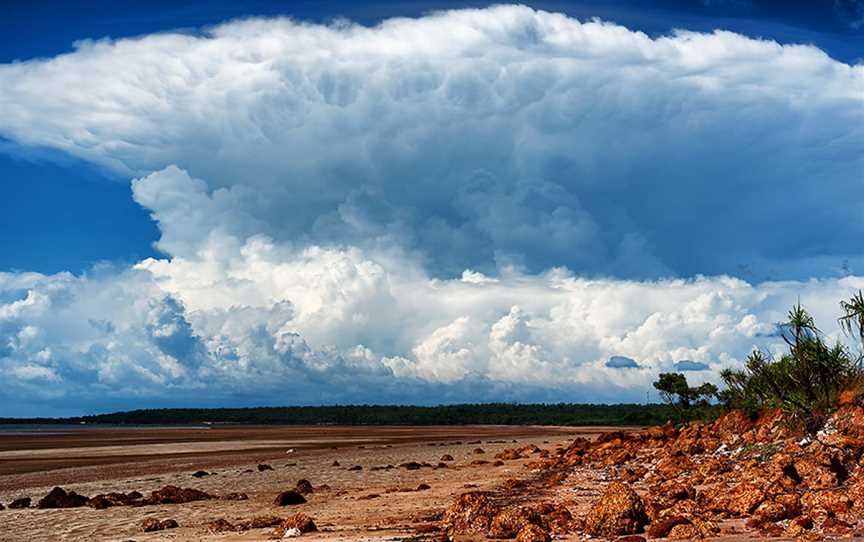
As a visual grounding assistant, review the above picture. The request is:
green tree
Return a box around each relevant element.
[653,372,717,423]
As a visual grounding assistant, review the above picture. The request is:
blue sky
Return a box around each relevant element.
[0,1,862,416]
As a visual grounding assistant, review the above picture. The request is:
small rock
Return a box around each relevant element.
[258,464,274,472]
[192,470,209,478]
[9,497,30,509]
[294,479,314,494]
[440,454,454,461]
[347,465,362,471]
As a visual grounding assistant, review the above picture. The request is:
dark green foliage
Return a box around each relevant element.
[719,298,864,434]
[653,372,718,422]
[0,402,721,427]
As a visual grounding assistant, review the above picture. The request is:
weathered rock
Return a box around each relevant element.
[646,515,691,538]
[205,518,237,532]
[273,513,317,537]
[496,448,523,460]
[515,523,550,542]
[88,491,142,509]
[236,515,282,530]
[784,516,814,538]
[442,491,498,536]
[274,490,307,506]
[9,497,30,509]
[667,523,700,539]
[584,482,649,537]
[712,409,754,443]
[822,516,852,535]
[488,508,538,538]
[37,487,89,508]
[144,485,212,505]
[141,518,178,532]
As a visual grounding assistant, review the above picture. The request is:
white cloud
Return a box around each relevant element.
[0,5,860,278]
[1,6,863,413]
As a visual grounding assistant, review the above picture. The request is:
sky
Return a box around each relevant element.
[1,1,862,416]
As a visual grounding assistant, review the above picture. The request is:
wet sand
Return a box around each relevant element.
[0,425,611,541]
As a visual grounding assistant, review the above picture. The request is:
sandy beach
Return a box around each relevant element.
[0,425,599,541]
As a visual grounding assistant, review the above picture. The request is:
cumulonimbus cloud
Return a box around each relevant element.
[0,5,863,414]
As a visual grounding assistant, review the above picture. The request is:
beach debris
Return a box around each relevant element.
[8,497,30,509]
[274,490,307,506]
[37,487,89,508]
[141,518,178,532]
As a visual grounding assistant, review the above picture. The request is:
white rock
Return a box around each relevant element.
[283,527,302,538]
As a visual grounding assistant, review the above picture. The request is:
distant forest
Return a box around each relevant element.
[0,403,721,427]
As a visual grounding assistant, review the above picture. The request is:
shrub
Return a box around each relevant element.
[719,296,864,433]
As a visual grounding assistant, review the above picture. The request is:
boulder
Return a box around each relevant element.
[442,491,498,536]
[515,523,550,542]
[584,482,649,537]
[274,513,317,537]
[37,487,89,508]
[274,490,307,506]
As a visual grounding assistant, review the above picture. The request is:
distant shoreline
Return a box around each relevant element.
[0,402,717,427]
